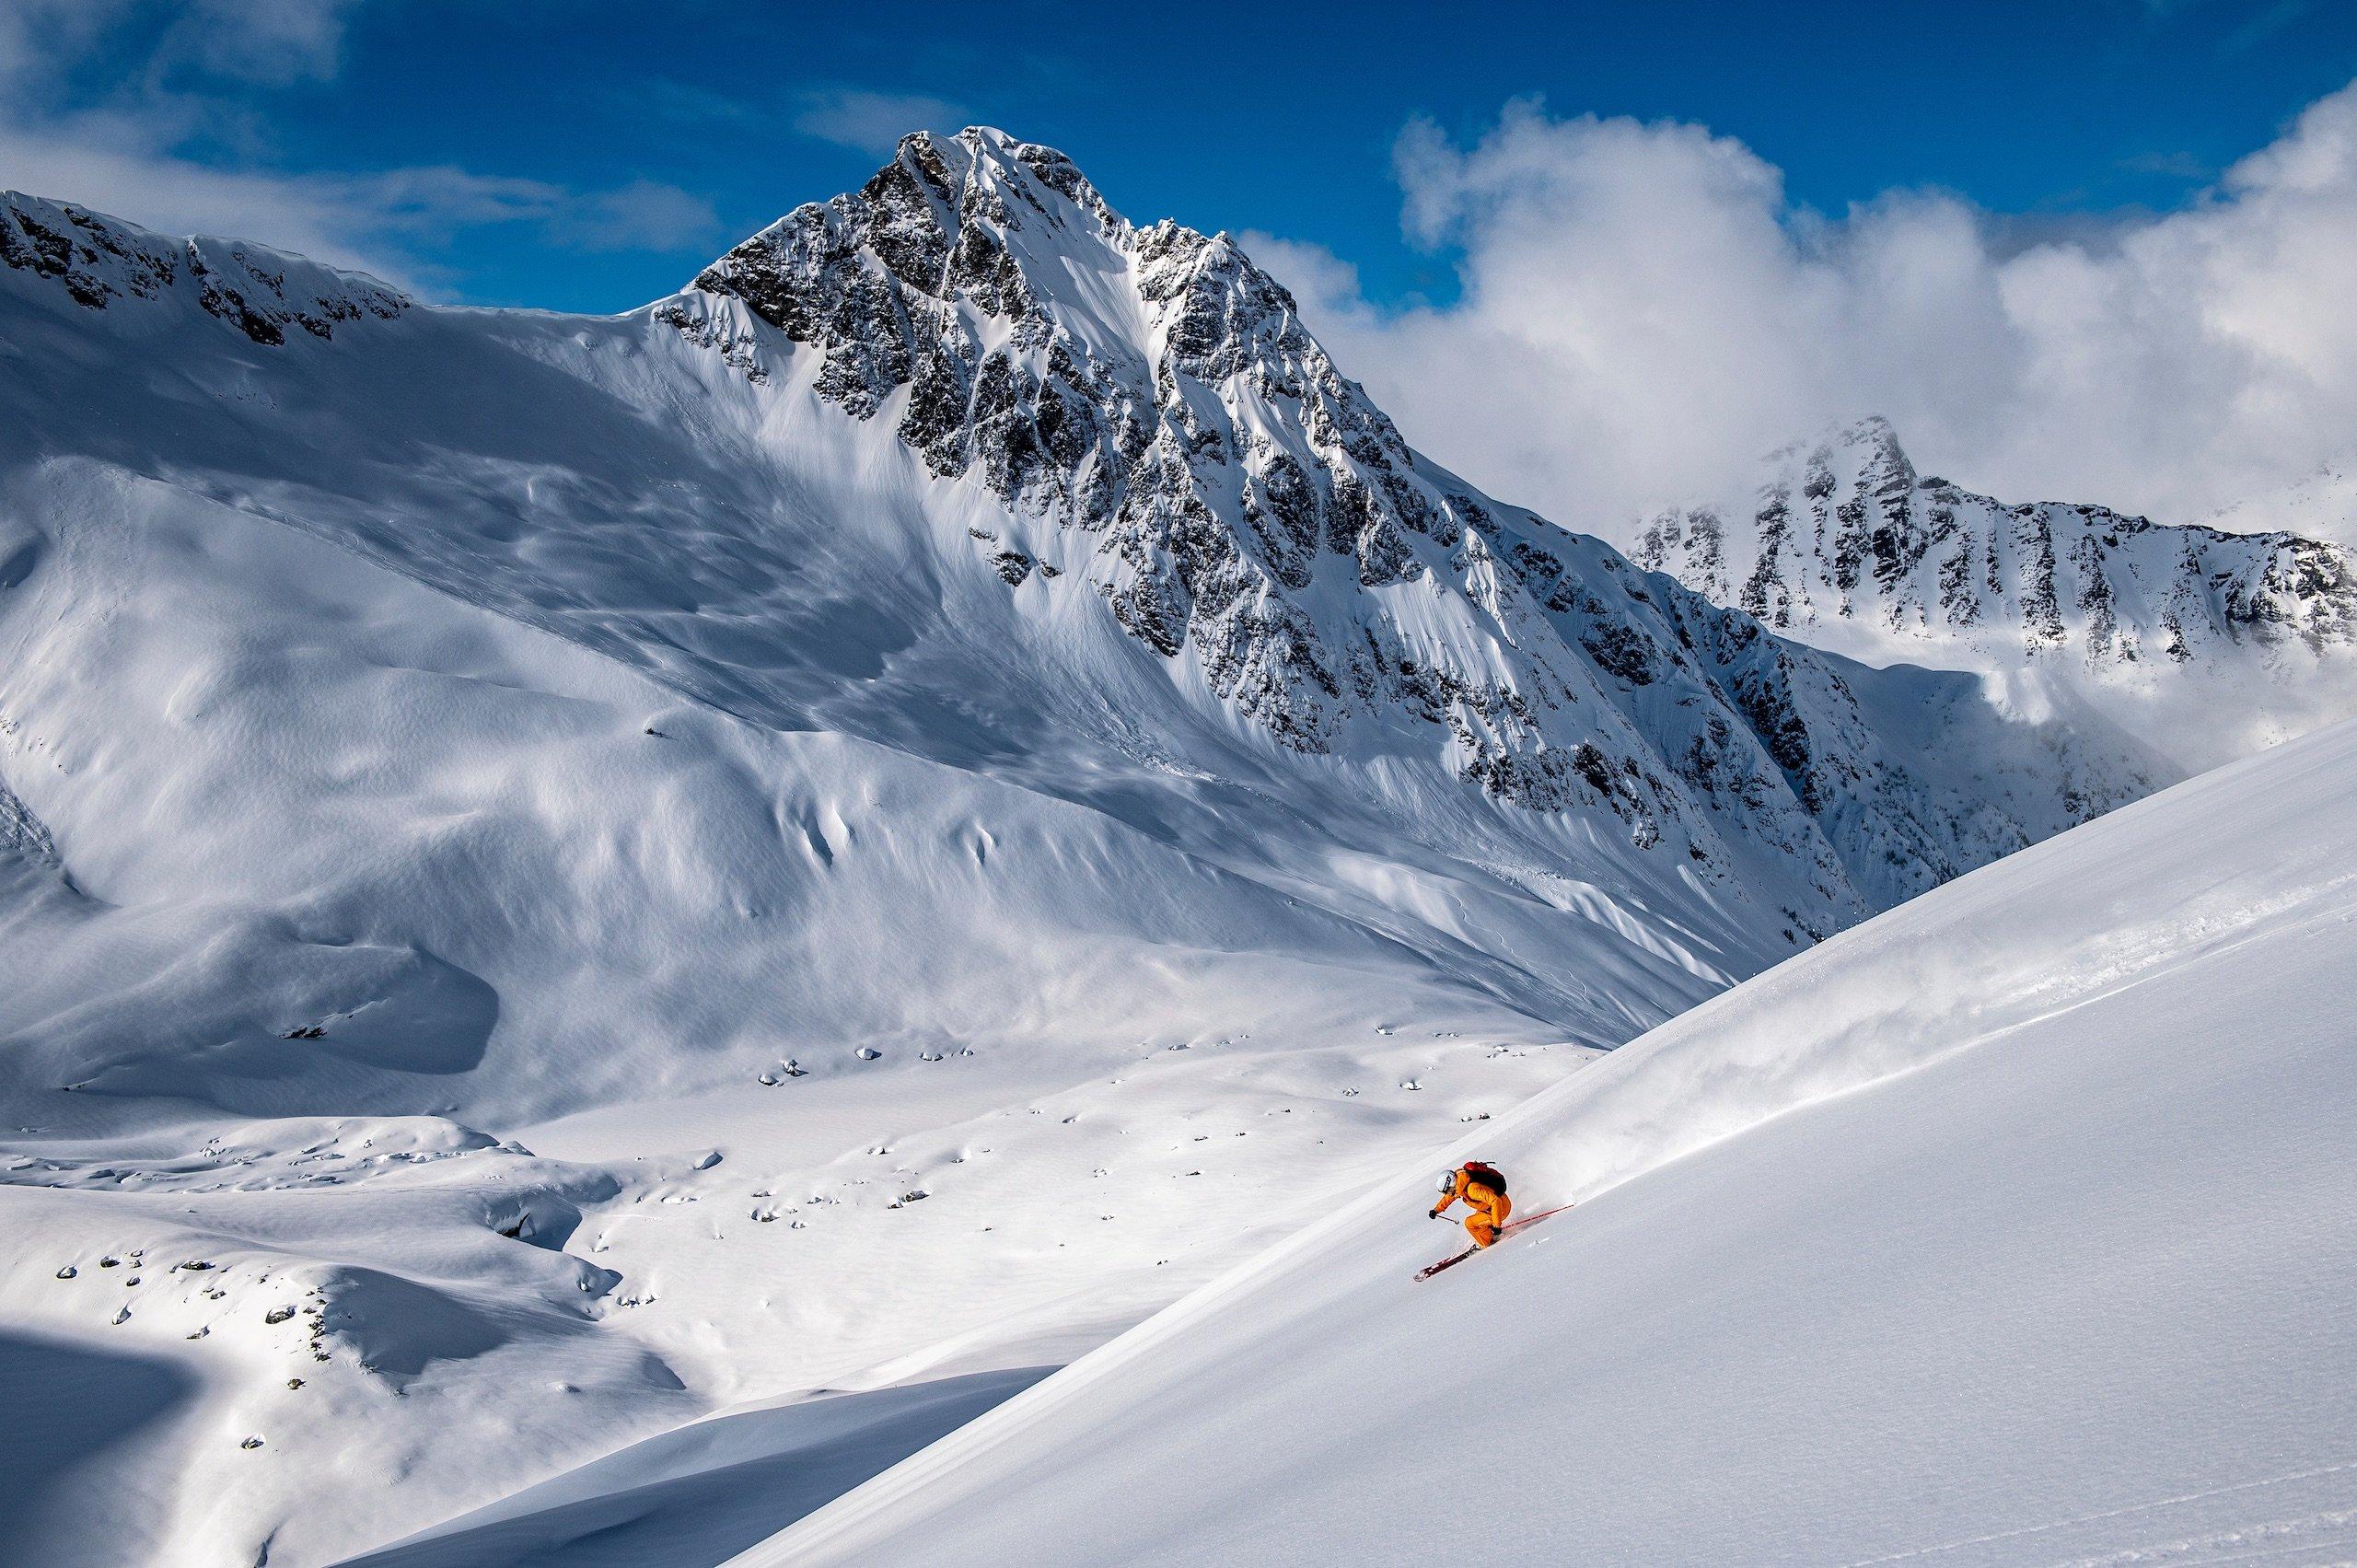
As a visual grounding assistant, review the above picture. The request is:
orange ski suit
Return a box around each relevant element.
[1434,1167,1512,1247]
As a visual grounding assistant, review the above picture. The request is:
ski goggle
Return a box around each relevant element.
[1436,1170,1457,1192]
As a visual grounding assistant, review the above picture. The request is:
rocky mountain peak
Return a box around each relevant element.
[674,131,1441,746]
[0,151,2171,961]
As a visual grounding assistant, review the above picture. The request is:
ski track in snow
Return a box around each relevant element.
[1831,1458,2357,1567]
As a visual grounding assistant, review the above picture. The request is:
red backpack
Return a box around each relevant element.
[1462,1160,1506,1194]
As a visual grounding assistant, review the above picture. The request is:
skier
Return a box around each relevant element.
[1429,1160,1512,1248]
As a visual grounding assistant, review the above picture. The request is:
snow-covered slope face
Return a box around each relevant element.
[0,134,2167,1564]
[1633,416,2357,770]
[759,714,2357,1568]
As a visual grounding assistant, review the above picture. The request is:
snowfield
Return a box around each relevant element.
[757,714,2357,1567]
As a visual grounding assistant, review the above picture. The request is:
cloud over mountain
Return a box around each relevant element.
[1259,79,2357,540]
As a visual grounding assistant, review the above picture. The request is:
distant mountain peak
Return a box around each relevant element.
[1635,415,2357,767]
[0,190,407,344]
[1773,412,1905,459]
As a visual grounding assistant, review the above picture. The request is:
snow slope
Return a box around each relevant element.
[0,136,2237,1563]
[2203,459,2357,551]
[339,1366,1053,1568]
[1634,416,2357,772]
[761,714,2357,1566]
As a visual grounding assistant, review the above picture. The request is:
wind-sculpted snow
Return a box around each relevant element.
[1636,416,2357,768]
[0,134,2211,1564]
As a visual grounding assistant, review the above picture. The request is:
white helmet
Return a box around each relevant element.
[1435,1169,1457,1192]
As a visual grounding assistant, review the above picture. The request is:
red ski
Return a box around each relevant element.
[1414,1203,1574,1281]
[1415,1244,1479,1281]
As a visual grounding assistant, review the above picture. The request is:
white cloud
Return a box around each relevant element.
[163,0,364,84]
[1248,85,2357,539]
[0,110,724,296]
[0,0,358,91]
[563,178,724,252]
[791,87,966,157]
[0,0,136,87]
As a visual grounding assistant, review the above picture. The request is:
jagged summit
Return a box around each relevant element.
[674,125,1434,741]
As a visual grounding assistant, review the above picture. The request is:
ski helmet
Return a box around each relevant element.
[1435,1169,1457,1192]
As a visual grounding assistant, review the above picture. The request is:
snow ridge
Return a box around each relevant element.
[0,191,407,345]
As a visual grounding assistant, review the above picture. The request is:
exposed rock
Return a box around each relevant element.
[1,192,407,344]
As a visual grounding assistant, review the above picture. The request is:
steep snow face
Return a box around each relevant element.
[758,714,2357,1568]
[0,135,2169,1564]
[1634,417,2357,769]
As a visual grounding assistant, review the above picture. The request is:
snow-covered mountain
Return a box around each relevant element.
[653,140,2166,908]
[755,710,2357,1568]
[0,134,2207,1565]
[1632,416,2357,769]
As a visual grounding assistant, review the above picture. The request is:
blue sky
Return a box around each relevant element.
[6,0,2355,311]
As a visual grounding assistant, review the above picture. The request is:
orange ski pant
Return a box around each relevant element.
[1462,1186,1511,1247]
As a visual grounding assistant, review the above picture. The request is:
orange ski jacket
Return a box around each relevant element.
[1433,1165,1512,1241]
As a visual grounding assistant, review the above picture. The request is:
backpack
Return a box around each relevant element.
[1462,1161,1506,1195]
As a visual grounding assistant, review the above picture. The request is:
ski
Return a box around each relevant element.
[1414,1203,1575,1280]
[1415,1245,1479,1281]
[1500,1202,1573,1237]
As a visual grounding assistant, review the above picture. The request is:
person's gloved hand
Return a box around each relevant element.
[1426,1207,1441,1219]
